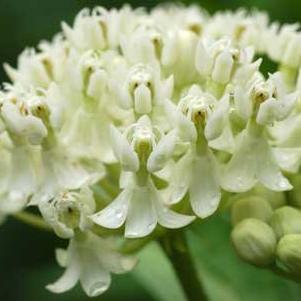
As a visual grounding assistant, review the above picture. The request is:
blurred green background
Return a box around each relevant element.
[0,1,301,301]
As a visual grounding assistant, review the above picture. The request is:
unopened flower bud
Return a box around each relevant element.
[276,234,301,275]
[270,206,301,239]
[231,196,273,226]
[231,218,277,266]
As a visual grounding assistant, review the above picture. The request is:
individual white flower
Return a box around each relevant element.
[27,95,103,204]
[38,187,95,238]
[91,115,195,238]
[120,25,163,65]
[114,63,174,130]
[165,85,229,218]
[4,35,68,89]
[195,38,254,90]
[161,28,199,86]
[151,4,206,35]
[222,72,297,192]
[266,23,301,69]
[47,231,136,297]
[205,10,269,53]
[0,88,45,213]
[0,141,39,214]
[62,8,107,51]
[60,50,119,163]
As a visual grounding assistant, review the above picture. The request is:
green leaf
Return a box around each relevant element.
[132,242,187,301]
[187,214,301,301]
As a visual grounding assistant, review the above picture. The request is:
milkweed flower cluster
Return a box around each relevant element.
[1,4,301,297]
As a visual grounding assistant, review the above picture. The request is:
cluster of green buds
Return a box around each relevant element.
[231,185,301,277]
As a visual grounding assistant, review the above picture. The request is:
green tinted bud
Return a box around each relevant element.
[231,196,273,226]
[270,206,301,239]
[231,218,276,266]
[277,234,301,275]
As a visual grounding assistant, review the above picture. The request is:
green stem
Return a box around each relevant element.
[160,230,208,301]
[12,211,52,232]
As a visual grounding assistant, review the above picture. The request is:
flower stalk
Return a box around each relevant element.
[160,230,208,301]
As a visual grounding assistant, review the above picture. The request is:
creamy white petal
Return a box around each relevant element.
[125,184,157,238]
[79,252,111,297]
[154,195,195,228]
[189,153,221,218]
[273,148,301,173]
[221,130,257,192]
[169,151,192,204]
[46,257,80,294]
[90,189,130,229]
[257,139,292,191]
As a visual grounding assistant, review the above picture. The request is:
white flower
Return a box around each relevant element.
[266,23,301,69]
[38,187,95,238]
[195,38,254,87]
[47,231,136,297]
[115,63,174,123]
[165,85,229,217]
[222,73,296,192]
[91,115,195,238]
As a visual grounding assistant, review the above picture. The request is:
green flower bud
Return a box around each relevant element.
[231,218,277,266]
[277,234,301,275]
[231,196,273,226]
[270,206,301,239]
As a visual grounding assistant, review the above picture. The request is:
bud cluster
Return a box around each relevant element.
[231,188,301,277]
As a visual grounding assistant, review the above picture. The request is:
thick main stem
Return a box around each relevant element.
[160,230,208,301]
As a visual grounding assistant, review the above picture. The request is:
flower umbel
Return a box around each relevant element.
[2,4,301,298]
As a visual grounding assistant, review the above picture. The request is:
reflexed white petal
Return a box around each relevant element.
[221,130,257,192]
[169,151,192,204]
[189,153,221,218]
[154,195,195,228]
[110,125,139,172]
[125,184,157,238]
[90,189,130,229]
[273,148,301,173]
[46,257,80,294]
[99,248,137,274]
[257,139,292,191]
[79,253,111,297]
[147,131,177,173]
